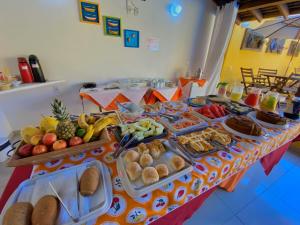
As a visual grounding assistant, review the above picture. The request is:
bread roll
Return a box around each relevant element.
[171,156,185,171]
[126,162,142,181]
[148,144,161,159]
[124,150,140,163]
[155,164,169,178]
[142,167,159,185]
[3,202,33,225]
[80,166,100,196]
[32,195,58,225]
[139,153,153,167]
[137,143,149,154]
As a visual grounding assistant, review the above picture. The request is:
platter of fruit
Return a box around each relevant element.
[7,99,116,167]
[195,104,230,122]
[113,118,168,148]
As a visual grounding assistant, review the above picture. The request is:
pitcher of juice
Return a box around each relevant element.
[230,85,244,101]
[245,87,261,107]
[260,91,279,112]
[217,82,228,97]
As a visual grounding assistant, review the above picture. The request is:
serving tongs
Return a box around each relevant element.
[113,134,137,158]
[158,112,181,122]
[49,181,79,223]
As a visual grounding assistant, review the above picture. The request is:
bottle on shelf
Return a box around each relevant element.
[29,55,46,82]
[18,57,34,83]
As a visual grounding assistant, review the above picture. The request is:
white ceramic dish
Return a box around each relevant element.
[221,121,266,141]
[0,161,112,225]
[247,111,289,129]
[117,140,193,197]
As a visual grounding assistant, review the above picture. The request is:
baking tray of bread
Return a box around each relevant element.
[0,161,112,225]
[248,111,289,129]
[169,127,234,159]
[116,139,193,197]
[159,111,208,136]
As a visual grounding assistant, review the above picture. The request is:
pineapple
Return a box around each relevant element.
[51,99,76,140]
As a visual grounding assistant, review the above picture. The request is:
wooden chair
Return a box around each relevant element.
[281,73,300,93]
[257,68,277,87]
[295,68,300,74]
[240,67,268,93]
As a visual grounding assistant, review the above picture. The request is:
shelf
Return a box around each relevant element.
[0,80,65,95]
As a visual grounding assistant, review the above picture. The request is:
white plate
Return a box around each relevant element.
[0,161,112,225]
[117,140,193,197]
[221,121,265,141]
[247,111,289,129]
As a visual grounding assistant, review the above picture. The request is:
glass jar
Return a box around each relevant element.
[260,91,279,112]
[244,87,261,107]
[230,85,244,101]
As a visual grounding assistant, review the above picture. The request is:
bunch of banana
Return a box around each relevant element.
[94,116,117,136]
[78,114,89,130]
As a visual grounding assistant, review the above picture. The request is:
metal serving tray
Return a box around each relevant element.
[117,140,193,197]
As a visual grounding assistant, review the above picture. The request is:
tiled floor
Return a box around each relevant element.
[185,143,300,225]
[0,143,299,225]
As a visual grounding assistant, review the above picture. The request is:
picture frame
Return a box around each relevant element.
[266,38,285,54]
[287,40,300,57]
[241,28,264,51]
[103,16,121,37]
[124,29,140,48]
[78,0,100,25]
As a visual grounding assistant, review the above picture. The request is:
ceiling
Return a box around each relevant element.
[212,0,300,23]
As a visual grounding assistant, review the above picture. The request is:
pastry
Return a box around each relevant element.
[225,116,262,136]
[32,195,58,225]
[124,150,140,163]
[155,164,169,178]
[3,202,33,225]
[142,167,159,185]
[80,166,100,196]
[148,140,165,159]
[126,162,142,181]
[139,153,153,167]
[171,155,185,171]
[256,111,287,125]
[137,143,149,154]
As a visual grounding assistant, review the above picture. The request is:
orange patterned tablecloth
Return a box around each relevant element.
[32,122,300,225]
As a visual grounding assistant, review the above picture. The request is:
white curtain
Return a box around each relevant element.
[203,1,238,95]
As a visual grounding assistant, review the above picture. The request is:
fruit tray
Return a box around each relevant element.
[113,126,168,149]
[116,140,193,197]
[195,104,230,123]
[0,161,113,225]
[159,111,208,136]
[6,128,111,167]
[169,127,235,159]
[71,110,123,125]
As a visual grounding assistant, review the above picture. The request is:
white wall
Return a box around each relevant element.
[0,0,217,130]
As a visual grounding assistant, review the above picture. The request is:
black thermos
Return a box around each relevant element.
[28,55,46,82]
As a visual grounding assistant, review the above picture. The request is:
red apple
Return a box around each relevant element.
[32,145,48,155]
[69,137,83,146]
[18,144,33,157]
[53,140,67,151]
[42,133,57,145]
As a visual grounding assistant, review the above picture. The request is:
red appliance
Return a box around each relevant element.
[18,57,34,83]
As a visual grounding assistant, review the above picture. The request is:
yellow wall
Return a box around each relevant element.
[220,21,300,84]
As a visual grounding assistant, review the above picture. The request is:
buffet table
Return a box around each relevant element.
[1,121,299,225]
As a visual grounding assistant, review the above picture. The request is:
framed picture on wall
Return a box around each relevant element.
[103,16,121,37]
[287,40,300,57]
[124,29,140,48]
[78,0,100,25]
[241,28,264,51]
[266,38,285,54]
